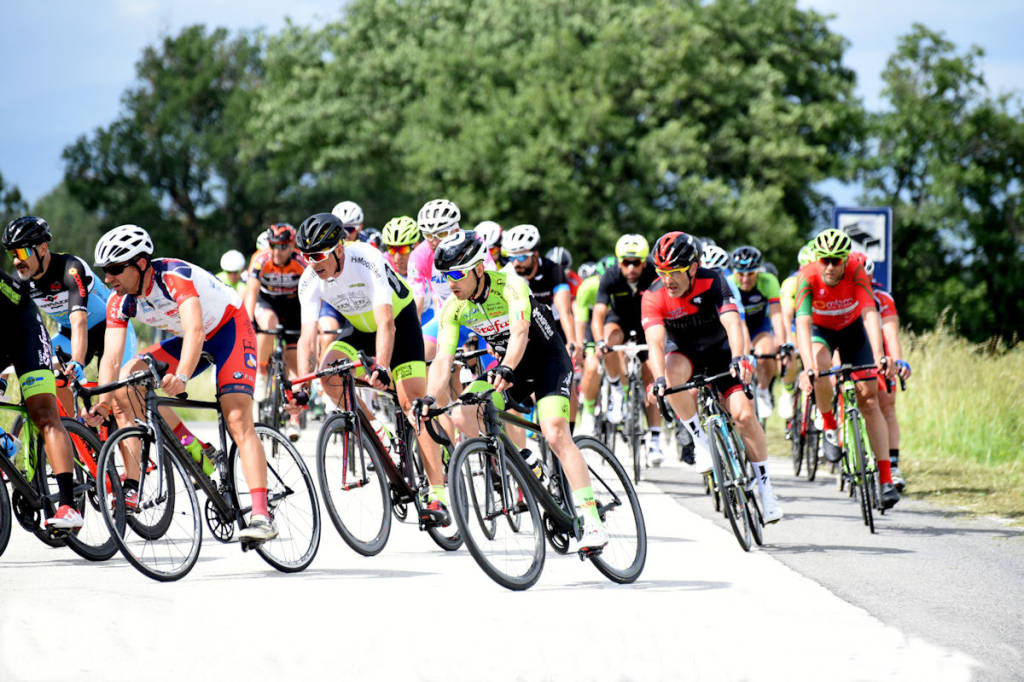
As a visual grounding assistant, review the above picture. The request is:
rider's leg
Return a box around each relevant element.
[725,383,783,520]
[855,377,892,482]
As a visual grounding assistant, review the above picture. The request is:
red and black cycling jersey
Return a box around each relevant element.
[640,267,740,354]
[596,260,658,328]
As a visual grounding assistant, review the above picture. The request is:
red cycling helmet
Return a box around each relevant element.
[267,223,296,244]
[652,231,700,270]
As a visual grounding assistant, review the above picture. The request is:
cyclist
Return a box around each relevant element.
[702,244,745,317]
[381,216,420,278]
[217,249,247,294]
[728,246,785,419]
[4,216,138,413]
[502,224,580,364]
[794,229,899,509]
[332,200,364,242]
[244,223,307,439]
[777,241,816,422]
[474,220,504,266]
[573,259,604,435]
[291,213,449,525]
[420,230,608,551]
[643,231,783,522]
[546,246,582,297]
[87,224,278,543]
[592,234,664,465]
[866,258,911,490]
[363,228,383,251]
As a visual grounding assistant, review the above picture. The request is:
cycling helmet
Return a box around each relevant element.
[267,222,296,244]
[382,216,420,246]
[858,253,875,276]
[502,224,541,253]
[597,255,617,274]
[615,234,650,261]
[296,213,346,253]
[220,249,246,272]
[578,261,598,279]
[797,241,816,267]
[331,201,364,228]
[3,216,52,249]
[762,261,779,278]
[473,220,502,248]
[546,246,573,271]
[417,199,461,235]
[364,228,383,249]
[94,224,154,267]
[730,245,763,273]
[256,231,270,251]
[434,230,486,271]
[701,244,731,271]
[813,229,852,259]
[652,231,700,270]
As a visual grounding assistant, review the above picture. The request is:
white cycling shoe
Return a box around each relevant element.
[575,412,596,436]
[649,439,665,467]
[694,437,714,474]
[755,386,773,420]
[606,386,625,424]
[760,487,784,524]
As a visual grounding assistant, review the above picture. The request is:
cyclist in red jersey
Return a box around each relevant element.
[85,225,278,543]
[794,230,899,509]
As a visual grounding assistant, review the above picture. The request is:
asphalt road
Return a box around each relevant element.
[0,422,1020,681]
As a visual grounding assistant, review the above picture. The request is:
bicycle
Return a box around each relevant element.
[658,372,763,551]
[423,383,646,591]
[815,362,884,533]
[789,384,822,481]
[0,376,122,561]
[607,332,650,483]
[254,325,305,439]
[290,351,461,556]
[94,356,321,581]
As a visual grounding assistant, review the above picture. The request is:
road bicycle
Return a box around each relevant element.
[658,372,763,551]
[289,352,460,556]
[608,333,651,483]
[0,376,122,561]
[423,383,646,591]
[254,325,305,439]
[94,356,320,581]
[789,384,822,481]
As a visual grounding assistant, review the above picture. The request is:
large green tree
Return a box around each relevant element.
[860,25,1024,342]
[0,171,29,228]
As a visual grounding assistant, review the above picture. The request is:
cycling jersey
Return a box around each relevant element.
[247,249,307,298]
[509,256,571,315]
[0,271,57,399]
[566,269,582,298]
[728,271,780,335]
[408,240,495,313]
[640,268,740,355]
[596,260,658,333]
[106,258,243,338]
[873,283,897,320]
[794,252,875,331]
[216,270,247,294]
[298,241,414,333]
[574,275,600,323]
[24,253,109,329]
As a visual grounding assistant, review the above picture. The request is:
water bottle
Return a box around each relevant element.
[180,434,215,476]
[0,428,20,459]
[370,418,399,466]
[521,448,544,482]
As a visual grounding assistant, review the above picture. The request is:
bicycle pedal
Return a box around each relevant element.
[577,546,603,561]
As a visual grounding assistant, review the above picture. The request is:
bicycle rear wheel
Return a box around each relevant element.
[851,418,875,533]
[710,426,752,551]
[231,424,320,572]
[97,427,202,582]
[0,468,11,557]
[574,436,646,583]
[790,394,804,476]
[628,378,643,483]
[449,438,544,591]
[61,419,123,561]
[316,412,391,556]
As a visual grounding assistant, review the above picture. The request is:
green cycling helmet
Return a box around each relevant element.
[797,241,817,267]
[382,215,420,246]
[615,234,650,261]
[597,255,617,275]
[813,229,852,259]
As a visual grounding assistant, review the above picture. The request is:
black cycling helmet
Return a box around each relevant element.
[730,245,763,273]
[296,213,346,253]
[652,231,700,270]
[3,216,52,249]
[545,246,572,271]
[434,230,485,271]
[762,261,779,278]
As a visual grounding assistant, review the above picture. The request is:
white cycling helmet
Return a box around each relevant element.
[417,199,461,235]
[856,252,875,276]
[503,224,541,253]
[256,231,270,251]
[220,249,246,273]
[701,244,731,271]
[331,200,364,228]
[473,220,502,248]
[94,224,154,267]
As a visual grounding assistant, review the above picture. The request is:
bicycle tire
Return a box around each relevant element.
[61,419,123,561]
[316,412,391,556]
[409,449,462,552]
[0,466,11,557]
[734,441,764,548]
[629,376,643,483]
[574,436,647,583]
[805,414,820,483]
[449,438,544,591]
[851,417,875,533]
[790,393,803,476]
[97,427,202,582]
[230,424,321,572]
[710,424,751,551]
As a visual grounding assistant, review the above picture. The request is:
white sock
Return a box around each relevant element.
[754,461,772,497]
[683,416,708,444]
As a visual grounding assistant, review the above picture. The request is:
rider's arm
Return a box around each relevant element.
[720,310,747,358]
[243,275,259,321]
[296,321,318,379]
[552,287,576,346]
[591,302,608,343]
[645,323,668,378]
[768,301,784,349]
[501,316,530,371]
[175,297,205,379]
[426,351,454,400]
[371,304,395,369]
[296,269,323,377]
[881,315,903,364]
[68,309,89,366]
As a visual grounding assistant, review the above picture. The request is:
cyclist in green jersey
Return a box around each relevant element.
[572,260,604,435]
[418,231,608,551]
[777,241,816,420]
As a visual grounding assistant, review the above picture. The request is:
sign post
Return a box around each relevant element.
[832,206,893,290]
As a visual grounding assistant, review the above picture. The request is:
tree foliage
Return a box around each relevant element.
[0,171,29,228]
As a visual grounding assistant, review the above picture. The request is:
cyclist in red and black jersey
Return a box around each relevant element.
[794,230,899,509]
[643,231,783,523]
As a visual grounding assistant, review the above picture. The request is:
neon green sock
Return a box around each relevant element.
[572,486,602,523]
[782,381,796,394]
[583,399,596,415]
[429,484,448,507]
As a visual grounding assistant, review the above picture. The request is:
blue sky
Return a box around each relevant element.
[2,1,1022,206]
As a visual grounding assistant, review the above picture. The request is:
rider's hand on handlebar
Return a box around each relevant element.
[367,364,392,390]
[730,356,754,384]
[489,364,516,393]
[161,373,187,397]
[83,402,111,428]
[895,359,912,380]
[63,360,87,385]
[411,395,436,422]
[876,355,894,380]
[646,376,667,405]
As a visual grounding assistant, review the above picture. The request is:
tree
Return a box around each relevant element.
[860,24,1024,342]
[31,182,104,261]
[0,171,29,228]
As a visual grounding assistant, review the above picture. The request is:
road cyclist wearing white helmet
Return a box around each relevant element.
[473,220,504,266]
[217,249,248,294]
[86,224,278,543]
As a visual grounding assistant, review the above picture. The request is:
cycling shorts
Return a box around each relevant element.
[812,317,875,380]
[142,306,257,396]
[604,310,648,362]
[664,338,744,400]
[327,301,426,383]
[1,302,57,400]
[746,315,774,341]
[505,346,573,422]
[256,292,301,344]
[54,321,138,368]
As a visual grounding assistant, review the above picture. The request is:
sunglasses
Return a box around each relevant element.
[387,244,413,256]
[425,228,458,240]
[442,269,474,282]
[103,262,131,276]
[509,253,532,263]
[305,248,335,263]
[7,248,31,261]
[820,257,844,267]
[655,263,692,278]
[620,259,644,268]
[270,242,292,250]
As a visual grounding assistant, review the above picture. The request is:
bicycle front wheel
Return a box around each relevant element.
[0,466,11,557]
[851,417,875,533]
[97,427,202,582]
[790,394,803,476]
[230,424,320,572]
[710,425,752,551]
[316,412,391,556]
[449,438,544,591]
[62,419,123,561]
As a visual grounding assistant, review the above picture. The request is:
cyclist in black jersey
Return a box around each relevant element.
[0,268,85,529]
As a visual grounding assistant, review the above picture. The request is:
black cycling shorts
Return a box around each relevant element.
[812,317,874,369]
[256,293,302,344]
[664,337,743,400]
